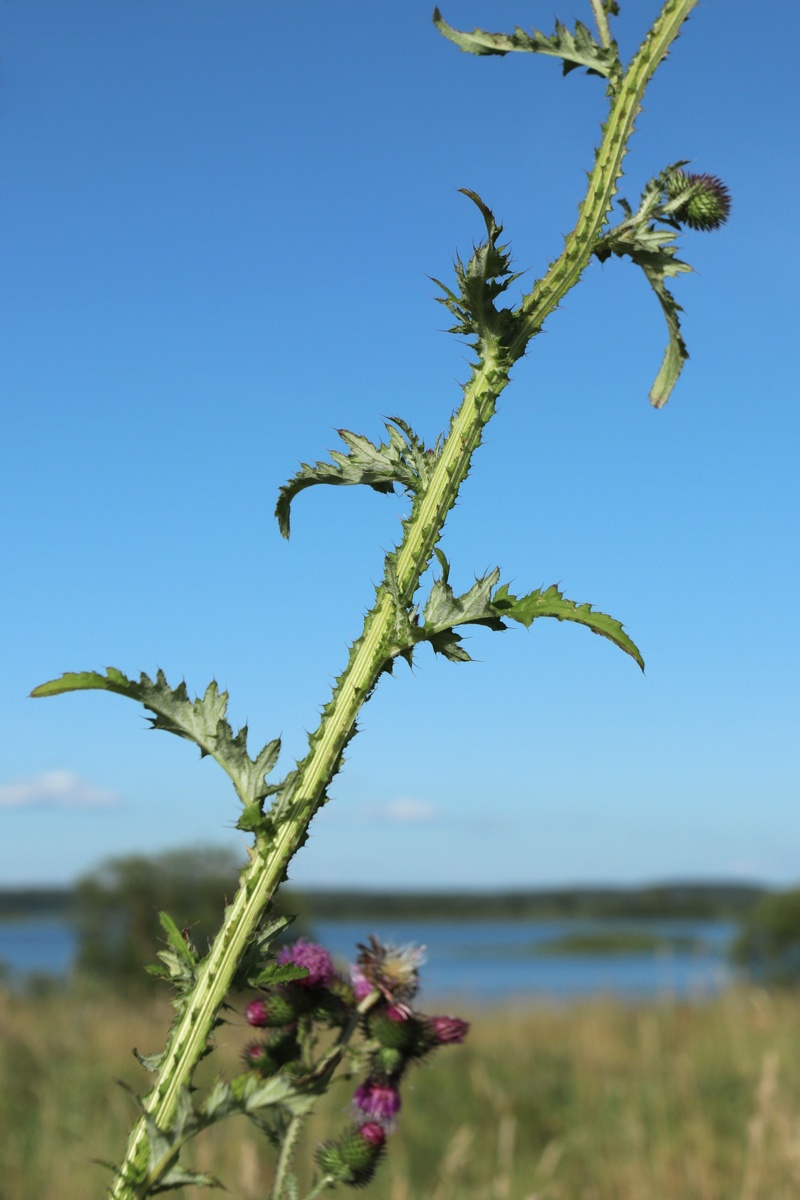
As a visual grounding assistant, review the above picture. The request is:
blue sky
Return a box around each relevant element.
[2,0,798,889]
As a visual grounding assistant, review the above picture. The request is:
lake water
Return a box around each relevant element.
[0,915,738,1002]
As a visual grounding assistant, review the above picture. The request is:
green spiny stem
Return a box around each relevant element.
[108,2,696,1194]
[514,0,697,353]
[589,0,613,51]
[270,1111,307,1200]
[302,1174,336,1200]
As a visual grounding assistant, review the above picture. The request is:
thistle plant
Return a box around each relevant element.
[31,1,729,1195]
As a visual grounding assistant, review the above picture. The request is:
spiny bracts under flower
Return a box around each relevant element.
[368,1006,419,1050]
[316,1123,387,1188]
[242,1028,300,1076]
[665,170,731,231]
[243,988,311,1027]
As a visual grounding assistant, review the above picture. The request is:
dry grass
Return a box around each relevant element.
[4,984,800,1199]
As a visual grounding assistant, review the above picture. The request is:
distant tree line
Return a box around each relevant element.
[72,847,311,990]
[0,875,767,923]
[298,883,766,921]
[7,855,800,990]
[730,888,800,985]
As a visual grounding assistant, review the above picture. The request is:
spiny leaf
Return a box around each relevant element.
[276,419,436,538]
[422,566,506,664]
[493,583,644,669]
[142,1111,175,1176]
[410,557,642,670]
[31,669,280,808]
[249,962,309,988]
[379,559,504,664]
[134,1047,166,1073]
[159,911,199,967]
[151,1165,223,1193]
[641,265,689,408]
[241,1071,304,1113]
[433,9,617,79]
[232,913,295,991]
[594,170,694,407]
[432,190,522,360]
[202,1080,236,1122]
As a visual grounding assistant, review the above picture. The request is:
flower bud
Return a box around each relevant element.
[427,1015,470,1045]
[243,1040,282,1075]
[316,1124,386,1188]
[368,1007,417,1050]
[242,1028,299,1075]
[244,991,299,1027]
[665,170,731,231]
[405,1013,469,1059]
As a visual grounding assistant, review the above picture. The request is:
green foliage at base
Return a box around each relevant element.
[731,887,800,985]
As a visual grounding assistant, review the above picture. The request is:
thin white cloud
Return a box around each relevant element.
[0,769,120,809]
[374,798,441,823]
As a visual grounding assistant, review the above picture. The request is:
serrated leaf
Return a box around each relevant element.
[159,911,198,966]
[411,561,506,663]
[134,1047,167,1072]
[250,962,309,988]
[594,171,693,407]
[202,1080,237,1122]
[152,1165,223,1193]
[639,258,689,408]
[142,1112,175,1174]
[31,669,280,808]
[242,1072,302,1113]
[433,9,616,78]
[432,190,522,359]
[493,583,644,669]
[413,559,642,671]
[424,566,505,633]
[424,629,473,663]
[233,913,295,991]
[276,419,430,538]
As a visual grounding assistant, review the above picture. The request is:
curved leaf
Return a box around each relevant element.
[433,8,617,78]
[31,668,280,807]
[493,583,644,669]
[276,419,433,538]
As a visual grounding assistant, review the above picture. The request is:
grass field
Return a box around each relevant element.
[4,983,800,1199]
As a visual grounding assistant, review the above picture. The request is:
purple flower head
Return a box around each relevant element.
[350,936,425,1005]
[428,1015,470,1045]
[277,937,334,989]
[244,999,269,1027]
[352,1079,401,1128]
